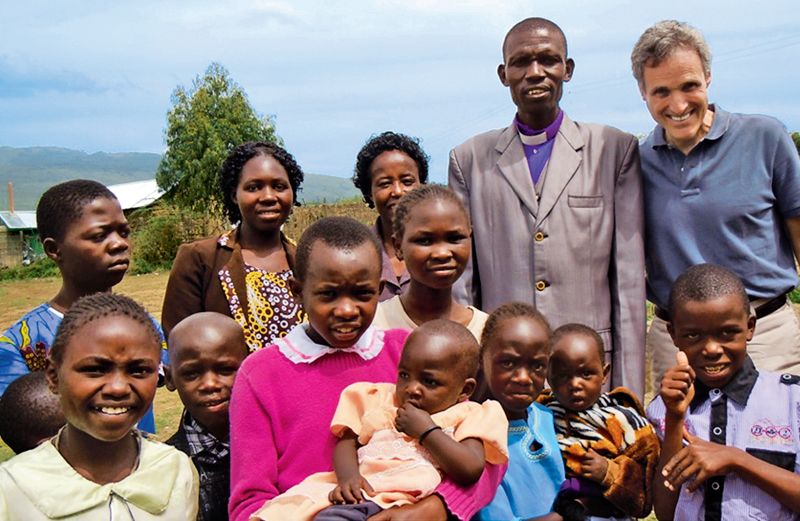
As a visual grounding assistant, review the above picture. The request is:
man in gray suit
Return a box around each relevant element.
[449,17,646,396]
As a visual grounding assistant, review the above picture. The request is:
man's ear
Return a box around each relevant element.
[45,357,59,395]
[705,71,712,89]
[42,237,60,263]
[564,58,575,82]
[288,276,303,297]
[164,365,176,392]
[497,63,508,86]
[460,377,477,401]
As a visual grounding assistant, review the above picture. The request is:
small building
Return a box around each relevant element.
[0,211,40,268]
[107,179,164,215]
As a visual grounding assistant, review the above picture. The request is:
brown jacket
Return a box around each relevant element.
[161,228,296,337]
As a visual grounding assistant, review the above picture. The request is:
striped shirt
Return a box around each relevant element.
[647,357,800,521]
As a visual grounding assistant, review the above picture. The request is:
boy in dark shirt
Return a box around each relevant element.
[165,312,247,521]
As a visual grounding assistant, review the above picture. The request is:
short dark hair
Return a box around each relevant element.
[36,180,117,242]
[220,141,305,225]
[392,184,469,242]
[480,301,551,357]
[503,17,568,60]
[294,216,381,282]
[668,263,749,318]
[550,323,605,363]
[50,293,161,366]
[352,131,430,208]
[0,371,66,454]
[413,319,480,379]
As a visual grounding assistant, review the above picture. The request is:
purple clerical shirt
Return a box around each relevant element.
[515,111,564,185]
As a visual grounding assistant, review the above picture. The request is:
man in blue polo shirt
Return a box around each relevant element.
[631,20,800,386]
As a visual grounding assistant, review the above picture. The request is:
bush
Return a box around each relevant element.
[129,203,220,274]
[0,257,59,281]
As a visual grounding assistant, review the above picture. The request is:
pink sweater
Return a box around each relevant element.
[228,327,504,521]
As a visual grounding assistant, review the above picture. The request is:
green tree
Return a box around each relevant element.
[156,62,279,214]
[792,132,800,156]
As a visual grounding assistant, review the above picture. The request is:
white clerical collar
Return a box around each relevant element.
[275,324,385,364]
[518,131,549,146]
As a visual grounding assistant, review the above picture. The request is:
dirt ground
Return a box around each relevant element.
[0,272,182,461]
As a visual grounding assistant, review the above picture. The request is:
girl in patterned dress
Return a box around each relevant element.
[162,141,306,351]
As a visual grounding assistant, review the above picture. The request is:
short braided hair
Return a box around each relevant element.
[50,293,161,365]
[36,180,117,242]
[392,184,469,243]
[480,302,551,357]
[220,141,304,225]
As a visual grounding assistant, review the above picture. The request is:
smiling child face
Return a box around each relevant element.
[668,293,754,389]
[48,315,160,443]
[167,314,247,440]
[295,240,381,349]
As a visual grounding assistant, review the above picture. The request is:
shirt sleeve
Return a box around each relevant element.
[772,127,800,217]
[0,321,33,396]
[162,242,207,337]
[228,363,280,521]
[434,461,507,521]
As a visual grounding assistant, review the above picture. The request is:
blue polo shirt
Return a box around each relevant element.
[640,105,800,309]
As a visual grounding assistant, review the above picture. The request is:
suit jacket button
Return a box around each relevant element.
[534,232,545,242]
[536,280,547,291]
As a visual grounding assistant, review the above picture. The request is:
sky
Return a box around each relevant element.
[1,0,799,183]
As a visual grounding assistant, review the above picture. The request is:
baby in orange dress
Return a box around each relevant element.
[252,319,508,521]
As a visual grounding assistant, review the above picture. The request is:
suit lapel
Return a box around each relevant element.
[537,114,584,223]
[495,124,538,217]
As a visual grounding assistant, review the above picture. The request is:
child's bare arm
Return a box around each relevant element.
[653,352,695,521]
[663,432,800,512]
[329,429,374,504]
[395,402,485,485]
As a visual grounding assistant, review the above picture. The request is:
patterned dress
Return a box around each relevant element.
[220,264,304,352]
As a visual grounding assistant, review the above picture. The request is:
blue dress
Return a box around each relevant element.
[478,403,565,520]
[0,303,167,433]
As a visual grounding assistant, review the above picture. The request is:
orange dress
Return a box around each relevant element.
[251,382,508,520]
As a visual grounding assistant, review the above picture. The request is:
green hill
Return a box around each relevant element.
[0,146,358,210]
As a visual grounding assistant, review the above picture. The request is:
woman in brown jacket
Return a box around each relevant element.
[162,142,305,352]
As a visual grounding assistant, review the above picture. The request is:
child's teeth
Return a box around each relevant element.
[100,406,129,415]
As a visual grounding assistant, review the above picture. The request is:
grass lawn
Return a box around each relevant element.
[0,272,183,461]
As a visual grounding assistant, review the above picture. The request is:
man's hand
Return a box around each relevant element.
[660,351,695,419]
[329,474,375,504]
[368,494,447,520]
[579,448,609,483]
[662,431,741,492]
[395,402,436,439]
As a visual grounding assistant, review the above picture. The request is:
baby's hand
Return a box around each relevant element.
[660,351,695,418]
[579,448,609,483]
[328,474,374,504]
[395,402,436,439]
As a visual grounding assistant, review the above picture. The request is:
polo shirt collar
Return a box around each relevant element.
[690,355,759,411]
[652,104,730,148]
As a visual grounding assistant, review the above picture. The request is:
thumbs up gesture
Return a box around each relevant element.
[660,351,696,419]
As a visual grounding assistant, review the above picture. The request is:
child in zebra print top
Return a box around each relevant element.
[538,323,660,521]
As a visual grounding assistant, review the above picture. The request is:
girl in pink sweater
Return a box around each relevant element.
[229,217,505,521]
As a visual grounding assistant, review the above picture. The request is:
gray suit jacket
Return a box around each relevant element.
[449,114,646,396]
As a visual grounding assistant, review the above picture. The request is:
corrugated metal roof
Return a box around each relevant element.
[107,179,164,210]
[0,211,37,230]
